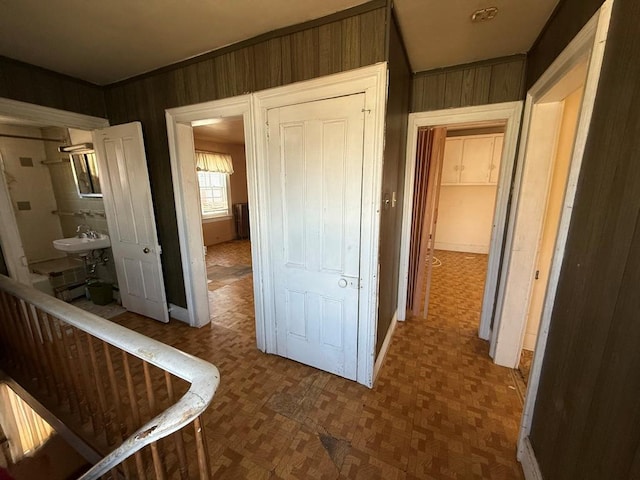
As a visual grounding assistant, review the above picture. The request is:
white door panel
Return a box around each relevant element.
[93,122,169,323]
[268,94,365,380]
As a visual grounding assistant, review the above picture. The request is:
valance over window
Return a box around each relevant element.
[195,150,234,174]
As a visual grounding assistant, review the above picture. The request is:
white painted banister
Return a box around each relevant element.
[0,274,220,478]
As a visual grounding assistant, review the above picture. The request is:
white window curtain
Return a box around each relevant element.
[195,151,234,174]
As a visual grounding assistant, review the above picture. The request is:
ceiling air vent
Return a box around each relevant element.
[471,7,499,23]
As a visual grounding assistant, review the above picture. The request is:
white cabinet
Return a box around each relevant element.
[441,133,504,185]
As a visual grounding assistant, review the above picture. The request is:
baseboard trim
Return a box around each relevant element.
[519,436,543,480]
[433,242,490,254]
[373,311,398,384]
[169,303,190,324]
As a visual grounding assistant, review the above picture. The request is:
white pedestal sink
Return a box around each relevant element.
[53,234,110,256]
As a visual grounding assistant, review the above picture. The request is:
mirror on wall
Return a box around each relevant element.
[60,143,102,197]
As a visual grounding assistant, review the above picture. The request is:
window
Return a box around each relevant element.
[195,150,234,220]
[198,171,231,219]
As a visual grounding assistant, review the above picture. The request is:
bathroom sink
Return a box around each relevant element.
[53,234,110,254]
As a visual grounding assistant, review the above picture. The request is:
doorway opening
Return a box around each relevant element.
[409,122,507,342]
[398,102,523,348]
[191,118,254,333]
[517,79,586,386]
[0,117,122,319]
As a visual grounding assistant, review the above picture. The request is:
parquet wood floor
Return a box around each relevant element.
[111,242,524,479]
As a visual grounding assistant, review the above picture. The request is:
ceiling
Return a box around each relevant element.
[193,118,246,145]
[395,0,560,72]
[0,0,560,85]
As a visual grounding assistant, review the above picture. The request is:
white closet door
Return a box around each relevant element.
[267,93,366,380]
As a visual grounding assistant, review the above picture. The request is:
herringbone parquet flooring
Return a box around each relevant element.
[111,242,524,479]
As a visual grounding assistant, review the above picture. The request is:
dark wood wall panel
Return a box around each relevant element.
[526,0,604,88]
[105,5,387,307]
[529,0,640,478]
[0,56,105,118]
[377,11,412,355]
[411,55,526,112]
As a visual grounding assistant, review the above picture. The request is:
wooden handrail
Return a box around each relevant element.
[0,274,220,479]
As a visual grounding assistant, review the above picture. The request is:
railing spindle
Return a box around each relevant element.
[35,310,66,405]
[25,304,56,397]
[194,416,211,480]
[43,313,76,412]
[121,352,148,480]
[0,275,220,479]
[15,300,42,385]
[86,332,117,446]
[4,295,33,376]
[143,361,167,480]
[59,322,89,424]
[165,371,189,479]
[72,328,101,436]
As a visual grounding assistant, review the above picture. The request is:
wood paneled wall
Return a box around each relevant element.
[411,55,526,113]
[529,1,640,478]
[0,56,105,118]
[526,0,604,88]
[104,3,387,307]
[376,11,412,355]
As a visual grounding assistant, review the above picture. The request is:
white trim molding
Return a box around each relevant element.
[514,0,614,468]
[166,95,257,330]
[397,101,523,340]
[169,303,190,324]
[373,311,398,383]
[520,437,544,480]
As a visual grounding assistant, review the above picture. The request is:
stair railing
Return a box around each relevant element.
[0,274,220,479]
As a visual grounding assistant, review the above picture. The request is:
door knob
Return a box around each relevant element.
[338,278,347,288]
[143,247,150,254]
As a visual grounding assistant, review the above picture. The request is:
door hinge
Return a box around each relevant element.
[535,270,540,280]
[266,122,270,141]
[157,245,162,255]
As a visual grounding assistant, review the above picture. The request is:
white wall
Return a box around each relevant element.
[434,185,497,254]
[193,138,248,246]
[0,125,65,263]
[46,127,108,238]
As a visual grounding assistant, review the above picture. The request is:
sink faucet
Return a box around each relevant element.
[77,224,99,239]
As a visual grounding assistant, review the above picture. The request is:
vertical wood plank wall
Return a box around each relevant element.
[104,4,387,307]
[0,56,106,118]
[528,0,640,478]
[411,55,526,113]
[526,0,603,89]
[376,12,412,355]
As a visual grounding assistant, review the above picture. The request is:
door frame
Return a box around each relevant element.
[254,64,387,386]
[0,98,109,285]
[166,63,387,386]
[166,95,254,328]
[493,1,613,370]
[397,101,523,344]
[515,1,613,474]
